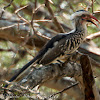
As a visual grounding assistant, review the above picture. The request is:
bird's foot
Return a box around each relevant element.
[75,50,83,55]
[57,60,64,67]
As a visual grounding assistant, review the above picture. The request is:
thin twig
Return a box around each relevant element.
[34,19,52,23]
[15,5,29,23]
[15,5,41,49]
[45,0,65,33]
[0,21,50,41]
[86,31,100,40]
[1,4,51,41]
[91,0,94,14]
[0,19,52,30]
[35,0,37,9]
[30,4,46,56]
[31,4,45,35]
[23,47,35,57]
[48,82,78,99]
[1,80,44,99]
[0,0,14,19]
[65,0,75,12]
[0,49,14,52]
[37,31,51,40]
[48,0,54,4]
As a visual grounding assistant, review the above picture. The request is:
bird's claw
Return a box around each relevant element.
[57,60,64,67]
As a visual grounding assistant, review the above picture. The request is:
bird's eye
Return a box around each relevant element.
[82,14,86,17]
[81,14,87,20]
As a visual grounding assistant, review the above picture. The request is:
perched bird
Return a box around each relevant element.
[4,10,100,88]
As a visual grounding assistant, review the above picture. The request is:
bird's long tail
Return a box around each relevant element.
[4,56,38,88]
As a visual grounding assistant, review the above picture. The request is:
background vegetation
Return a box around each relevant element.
[0,0,100,100]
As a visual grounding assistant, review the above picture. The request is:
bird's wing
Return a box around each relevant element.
[38,32,83,65]
[37,33,69,64]
[35,33,67,64]
[37,33,67,55]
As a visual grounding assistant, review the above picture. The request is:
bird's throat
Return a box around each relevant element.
[75,20,87,35]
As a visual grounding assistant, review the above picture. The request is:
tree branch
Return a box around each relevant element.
[86,31,100,40]
[45,0,65,33]
[0,0,14,19]
[5,61,84,100]
[80,55,100,100]
[17,62,81,87]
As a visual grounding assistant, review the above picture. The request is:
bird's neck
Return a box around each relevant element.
[75,20,87,35]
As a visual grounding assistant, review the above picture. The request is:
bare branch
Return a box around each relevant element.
[3,62,83,99]
[45,0,65,33]
[43,78,84,100]
[0,0,14,19]
[80,55,95,100]
[91,0,94,14]
[48,82,78,99]
[0,48,14,52]
[80,55,100,100]
[17,62,81,89]
[86,31,100,40]
[15,5,29,23]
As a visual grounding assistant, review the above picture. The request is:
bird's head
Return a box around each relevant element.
[71,10,100,27]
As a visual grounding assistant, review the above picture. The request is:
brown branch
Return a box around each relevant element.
[43,78,84,100]
[91,0,94,14]
[0,80,42,99]
[15,5,29,23]
[48,82,78,99]
[0,67,84,99]
[86,31,100,40]
[0,48,13,52]
[45,0,65,33]
[65,0,75,12]
[4,62,83,99]
[80,55,95,100]
[17,62,81,91]
[15,4,50,45]
[0,0,14,19]
[31,4,45,34]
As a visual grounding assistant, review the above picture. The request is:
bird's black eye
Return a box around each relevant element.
[82,14,86,17]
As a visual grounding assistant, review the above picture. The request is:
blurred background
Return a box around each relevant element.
[0,0,100,100]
